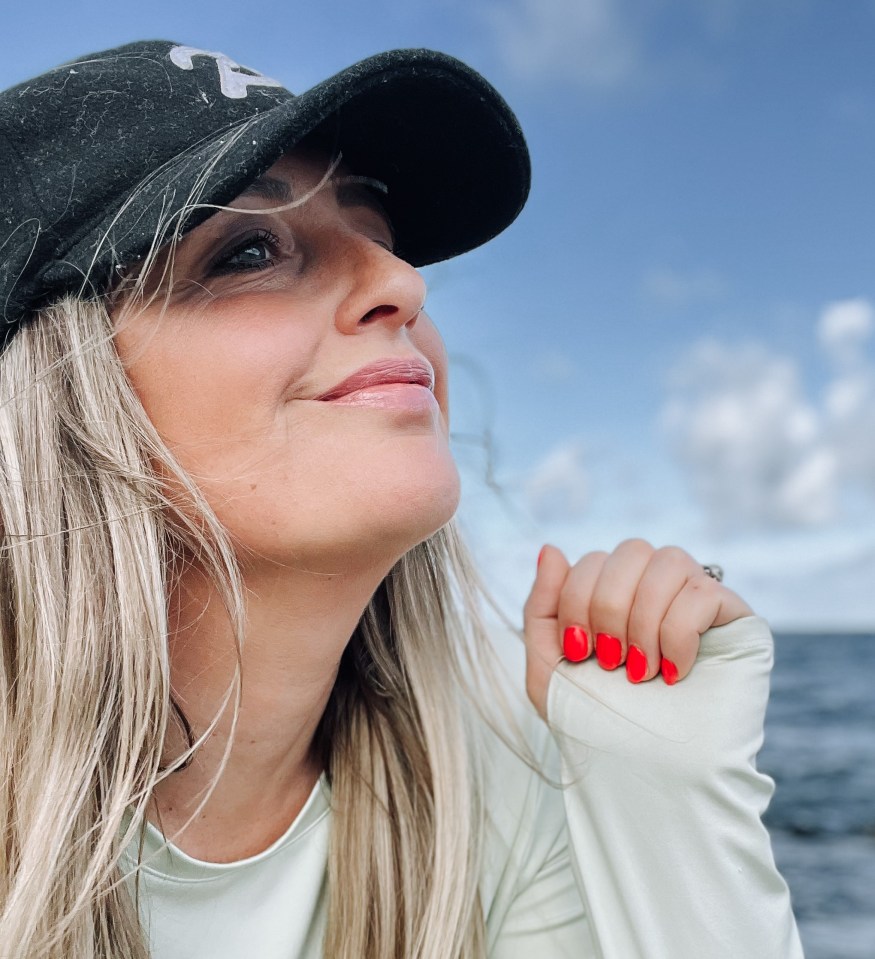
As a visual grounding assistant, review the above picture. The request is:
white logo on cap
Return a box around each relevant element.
[169,46,283,100]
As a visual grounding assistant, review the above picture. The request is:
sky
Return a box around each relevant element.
[4,0,875,629]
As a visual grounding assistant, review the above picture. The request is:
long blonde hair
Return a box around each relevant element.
[0,130,512,958]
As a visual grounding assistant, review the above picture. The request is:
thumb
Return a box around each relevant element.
[523,544,571,719]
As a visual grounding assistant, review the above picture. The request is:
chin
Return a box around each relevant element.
[339,459,462,572]
[231,456,462,575]
[359,458,462,559]
[406,468,462,541]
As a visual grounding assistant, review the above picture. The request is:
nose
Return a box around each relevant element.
[333,236,427,336]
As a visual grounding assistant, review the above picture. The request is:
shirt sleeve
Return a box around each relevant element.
[547,615,804,959]
[487,817,594,959]
[479,712,595,958]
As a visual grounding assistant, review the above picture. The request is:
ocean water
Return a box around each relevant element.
[761,634,875,959]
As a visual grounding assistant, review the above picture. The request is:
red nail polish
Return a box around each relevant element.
[563,625,589,662]
[626,645,648,683]
[537,546,546,569]
[661,658,679,685]
[595,633,623,670]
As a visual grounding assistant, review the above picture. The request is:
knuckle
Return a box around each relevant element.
[653,544,693,570]
[569,550,609,580]
[580,549,610,564]
[690,572,721,595]
[615,537,654,560]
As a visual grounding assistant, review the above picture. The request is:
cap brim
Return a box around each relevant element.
[279,49,532,266]
[99,49,531,273]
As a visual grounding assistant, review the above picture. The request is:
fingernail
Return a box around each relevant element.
[595,633,623,670]
[537,546,546,569]
[562,625,589,662]
[661,658,679,685]
[626,645,648,683]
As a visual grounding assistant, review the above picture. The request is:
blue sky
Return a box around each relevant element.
[6,1,875,628]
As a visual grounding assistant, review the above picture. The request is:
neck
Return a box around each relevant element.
[151,557,386,863]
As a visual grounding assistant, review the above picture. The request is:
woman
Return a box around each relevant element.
[0,41,801,958]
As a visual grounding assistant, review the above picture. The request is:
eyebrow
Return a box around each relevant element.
[239,174,389,213]
[335,178,391,222]
[234,172,394,243]
[238,176,295,205]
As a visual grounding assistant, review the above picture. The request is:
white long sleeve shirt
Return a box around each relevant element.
[124,616,803,958]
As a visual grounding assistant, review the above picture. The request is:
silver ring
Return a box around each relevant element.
[702,564,724,583]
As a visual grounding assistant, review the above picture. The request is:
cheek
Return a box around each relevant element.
[114,304,318,454]
[113,304,460,568]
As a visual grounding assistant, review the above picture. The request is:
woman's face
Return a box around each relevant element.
[114,149,460,574]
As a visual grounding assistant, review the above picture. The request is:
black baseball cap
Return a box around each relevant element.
[0,40,530,342]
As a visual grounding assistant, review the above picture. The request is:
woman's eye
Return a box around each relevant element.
[211,230,280,275]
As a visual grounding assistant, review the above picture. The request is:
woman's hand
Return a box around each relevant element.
[522,538,754,720]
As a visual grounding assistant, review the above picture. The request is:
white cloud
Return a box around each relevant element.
[663,297,875,532]
[662,339,836,530]
[818,300,875,494]
[773,447,838,527]
[643,267,727,308]
[523,438,590,521]
[818,297,874,361]
[455,293,875,629]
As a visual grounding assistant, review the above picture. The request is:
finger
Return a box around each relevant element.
[523,544,571,718]
[658,575,753,684]
[626,546,703,683]
[589,538,654,671]
[555,551,609,663]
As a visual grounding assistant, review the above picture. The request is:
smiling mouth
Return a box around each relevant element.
[315,358,435,401]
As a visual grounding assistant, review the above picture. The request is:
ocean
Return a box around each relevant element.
[761,633,875,959]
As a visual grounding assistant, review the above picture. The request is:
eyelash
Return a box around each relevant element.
[210,229,282,275]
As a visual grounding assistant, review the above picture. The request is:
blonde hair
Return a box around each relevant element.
[0,128,518,957]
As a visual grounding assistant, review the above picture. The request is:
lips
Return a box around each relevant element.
[315,358,435,401]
